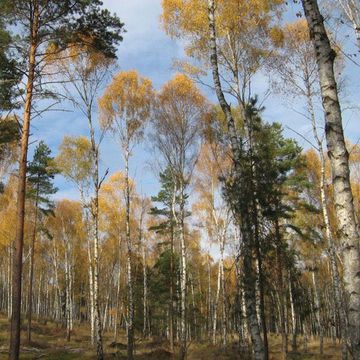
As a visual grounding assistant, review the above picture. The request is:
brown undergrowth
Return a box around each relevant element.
[0,315,341,359]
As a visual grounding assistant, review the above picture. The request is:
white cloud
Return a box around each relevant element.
[28,0,360,203]
[103,0,183,88]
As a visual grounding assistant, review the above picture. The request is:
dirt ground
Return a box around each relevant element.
[0,315,341,359]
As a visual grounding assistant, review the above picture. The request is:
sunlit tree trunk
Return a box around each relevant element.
[52,241,61,322]
[212,233,226,346]
[88,110,104,360]
[7,245,12,319]
[221,252,227,347]
[207,1,265,358]
[207,253,212,341]
[87,233,95,346]
[142,242,148,338]
[254,218,268,359]
[125,143,134,360]
[212,254,222,345]
[113,248,121,342]
[169,210,175,352]
[27,197,38,343]
[10,3,39,359]
[301,1,360,357]
[289,273,298,352]
[312,270,323,354]
[64,234,72,342]
[275,218,288,360]
[306,84,348,359]
[179,181,187,360]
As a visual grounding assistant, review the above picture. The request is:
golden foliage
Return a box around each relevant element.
[98,70,154,140]
[161,0,284,59]
[55,136,94,186]
[159,73,206,108]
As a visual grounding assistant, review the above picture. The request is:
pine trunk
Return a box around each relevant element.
[9,3,39,358]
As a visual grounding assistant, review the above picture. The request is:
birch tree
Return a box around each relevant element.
[151,74,209,359]
[269,19,348,357]
[55,136,99,344]
[338,0,360,48]
[48,42,118,359]
[301,1,360,357]
[0,2,124,357]
[98,71,153,360]
[194,143,230,346]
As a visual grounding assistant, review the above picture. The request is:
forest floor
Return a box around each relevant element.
[0,315,341,359]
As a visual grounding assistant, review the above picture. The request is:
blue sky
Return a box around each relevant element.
[29,0,360,201]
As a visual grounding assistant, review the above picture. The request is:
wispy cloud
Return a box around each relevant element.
[29,0,360,202]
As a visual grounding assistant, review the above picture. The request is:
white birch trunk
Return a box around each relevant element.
[87,235,95,346]
[306,85,348,359]
[212,258,221,345]
[301,1,360,356]
[125,144,134,360]
[312,270,324,354]
[207,1,265,358]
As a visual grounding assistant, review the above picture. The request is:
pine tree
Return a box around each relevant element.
[0,2,124,357]
[149,167,187,352]
[0,17,20,112]
[26,141,58,343]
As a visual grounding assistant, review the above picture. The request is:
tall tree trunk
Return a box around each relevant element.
[92,191,104,360]
[289,273,298,352]
[207,1,265,358]
[142,244,148,338]
[7,245,12,319]
[220,249,227,347]
[254,216,268,359]
[301,1,360,357]
[125,145,134,360]
[169,219,175,352]
[9,3,39,358]
[243,223,265,360]
[275,220,288,359]
[52,242,61,322]
[88,112,104,360]
[207,253,212,341]
[212,254,222,345]
[65,236,71,342]
[306,86,348,359]
[27,198,38,344]
[312,270,323,354]
[113,241,121,342]
[275,218,288,360]
[87,235,95,346]
[179,182,187,360]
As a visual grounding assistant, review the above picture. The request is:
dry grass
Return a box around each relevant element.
[0,315,341,359]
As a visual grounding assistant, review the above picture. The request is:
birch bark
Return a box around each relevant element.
[301,1,360,356]
[207,1,265,358]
